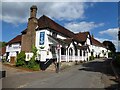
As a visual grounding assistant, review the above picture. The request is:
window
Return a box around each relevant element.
[52,32,57,37]
[50,46,56,54]
[27,54,30,60]
[69,48,73,56]
[91,52,93,56]
[80,50,82,56]
[9,44,12,47]
[61,47,66,55]
[83,51,86,56]
[16,51,19,55]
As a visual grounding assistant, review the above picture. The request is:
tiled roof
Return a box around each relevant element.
[0,46,6,56]
[75,32,90,42]
[7,35,22,45]
[20,15,105,48]
[38,15,75,38]
[91,37,104,47]
[48,35,73,45]
[63,38,73,45]
[76,45,89,50]
[21,28,27,34]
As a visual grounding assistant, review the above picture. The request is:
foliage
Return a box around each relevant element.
[40,46,45,49]
[89,55,95,61]
[27,57,40,71]
[103,41,116,53]
[2,58,6,63]
[15,45,40,71]
[27,45,40,71]
[108,52,113,57]
[16,51,26,67]
[0,42,6,48]
[115,53,120,66]
[32,45,38,56]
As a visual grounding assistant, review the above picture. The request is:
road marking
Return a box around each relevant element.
[17,83,29,88]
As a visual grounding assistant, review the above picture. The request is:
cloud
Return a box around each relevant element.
[99,28,119,51]
[99,28,118,39]
[64,21,104,32]
[1,2,87,24]
[2,0,119,2]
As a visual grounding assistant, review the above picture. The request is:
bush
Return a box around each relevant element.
[2,58,6,63]
[16,51,26,67]
[16,46,40,71]
[108,52,113,57]
[27,45,40,71]
[89,55,95,61]
[115,54,120,66]
[27,56,40,71]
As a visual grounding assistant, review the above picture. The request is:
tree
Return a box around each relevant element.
[103,41,116,53]
[0,41,6,48]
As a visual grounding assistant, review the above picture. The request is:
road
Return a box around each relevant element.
[2,59,120,89]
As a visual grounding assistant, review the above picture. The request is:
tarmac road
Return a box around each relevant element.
[2,59,119,89]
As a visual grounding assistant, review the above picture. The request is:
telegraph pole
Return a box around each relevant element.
[118,2,120,52]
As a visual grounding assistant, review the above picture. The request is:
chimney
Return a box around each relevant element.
[21,5,38,52]
[30,5,37,18]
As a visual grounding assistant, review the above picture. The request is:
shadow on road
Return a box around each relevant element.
[78,59,120,89]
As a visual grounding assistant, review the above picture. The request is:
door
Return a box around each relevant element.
[10,56,16,64]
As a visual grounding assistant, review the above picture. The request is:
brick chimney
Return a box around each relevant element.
[21,5,38,52]
[30,5,37,18]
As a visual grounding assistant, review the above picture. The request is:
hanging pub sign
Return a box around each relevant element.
[39,32,45,45]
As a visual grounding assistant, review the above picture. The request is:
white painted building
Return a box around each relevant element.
[5,5,109,65]
[0,46,6,61]
[6,35,21,63]
[90,37,108,58]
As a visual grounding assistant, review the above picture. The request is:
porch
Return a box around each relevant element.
[58,46,88,62]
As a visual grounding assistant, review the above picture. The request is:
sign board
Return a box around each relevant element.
[57,44,61,49]
[39,32,45,45]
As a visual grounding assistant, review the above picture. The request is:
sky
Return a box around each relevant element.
[0,1,119,51]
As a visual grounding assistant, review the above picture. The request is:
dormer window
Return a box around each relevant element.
[52,32,57,37]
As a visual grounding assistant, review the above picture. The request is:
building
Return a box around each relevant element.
[5,5,108,65]
[6,35,21,64]
[0,46,6,61]
[91,37,108,58]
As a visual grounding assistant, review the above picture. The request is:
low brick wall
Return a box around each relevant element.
[60,62,76,70]
[60,61,84,70]
[45,61,84,72]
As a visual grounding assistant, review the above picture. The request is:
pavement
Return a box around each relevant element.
[1,62,32,77]
[2,59,120,89]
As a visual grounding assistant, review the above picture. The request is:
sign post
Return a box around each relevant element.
[56,44,61,73]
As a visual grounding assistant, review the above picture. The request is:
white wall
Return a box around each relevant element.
[25,53,33,61]
[86,35,91,45]
[57,34,66,39]
[36,29,61,61]
[90,44,108,58]
[36,29,49,62]
[6,43,21,61]
[6,43,21,52]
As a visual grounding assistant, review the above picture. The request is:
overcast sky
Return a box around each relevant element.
[0,1,119,51]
